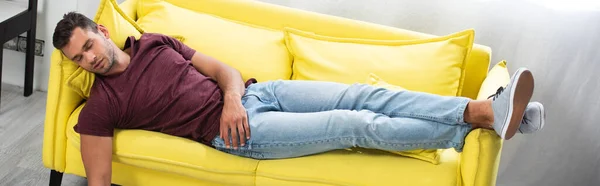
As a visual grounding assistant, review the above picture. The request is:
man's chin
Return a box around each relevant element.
[97,71,110,76]
[99,67,114,76]
[90,69,109,76]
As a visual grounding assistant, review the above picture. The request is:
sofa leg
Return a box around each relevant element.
[49,170,63,186]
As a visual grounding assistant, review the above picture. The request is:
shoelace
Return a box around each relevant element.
[519,116,531,133]
[522,116,531,125]
[487,87,505,100]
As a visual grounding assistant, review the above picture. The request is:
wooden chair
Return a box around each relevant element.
[0,0,38,108]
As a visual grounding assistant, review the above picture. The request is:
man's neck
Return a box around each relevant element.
[105,48,131,76]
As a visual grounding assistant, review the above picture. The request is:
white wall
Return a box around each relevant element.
[1,0,103,92]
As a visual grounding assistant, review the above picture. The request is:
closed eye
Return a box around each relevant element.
[85,41,93,50]
[71,39,93,62]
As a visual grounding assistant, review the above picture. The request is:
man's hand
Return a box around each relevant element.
[220,93,251,149]
[189,50,249,149]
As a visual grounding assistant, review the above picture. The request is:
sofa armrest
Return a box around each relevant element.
[459,60,510,186]
[43,49,86,172]
[459,129,503,186]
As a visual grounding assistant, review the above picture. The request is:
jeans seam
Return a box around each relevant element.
[455,98,470,125]
[249,136,460,149]
[214,135,466,158]
[383,111,456,124]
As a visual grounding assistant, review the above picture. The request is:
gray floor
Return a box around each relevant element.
[0,84,87,186]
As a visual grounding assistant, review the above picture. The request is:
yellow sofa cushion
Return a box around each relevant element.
[286,27,475,96]
[477,60,511,100]
[365,73,406,91]
[135,0,292,82]
[255,148,460,186]
[65,104,259,185]
[62,0,143,98]
[94,0,144,51]
[65,67,96,99]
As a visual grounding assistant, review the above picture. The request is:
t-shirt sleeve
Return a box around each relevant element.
[74,96,116,137]
[157,34,197,60]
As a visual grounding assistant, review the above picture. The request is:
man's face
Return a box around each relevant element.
[61,26,116,76]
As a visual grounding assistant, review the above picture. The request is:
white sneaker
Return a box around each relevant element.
[519,102,545,134]
[489,68,535,140]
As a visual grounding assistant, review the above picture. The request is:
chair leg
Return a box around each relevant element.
[0,48,3,109]
[24,0,37,97]
[24,30,35,97]
[49,170,63,186]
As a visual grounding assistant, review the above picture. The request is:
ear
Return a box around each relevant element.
[97,24,110,39]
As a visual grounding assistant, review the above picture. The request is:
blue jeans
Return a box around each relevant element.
[211,80,472,159]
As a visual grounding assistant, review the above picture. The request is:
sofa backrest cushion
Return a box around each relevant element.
[148,0,490,98]
[135,0,293,82]
[286,27,475,96]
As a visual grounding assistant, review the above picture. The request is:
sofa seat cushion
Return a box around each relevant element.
[67,103,459,186]
[65,104,259,185]
[255,148,459,186]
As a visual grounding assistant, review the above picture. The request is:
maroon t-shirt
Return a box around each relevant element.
[74,33,254,146]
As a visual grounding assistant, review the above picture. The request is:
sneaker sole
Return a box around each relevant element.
[503,69,534,140]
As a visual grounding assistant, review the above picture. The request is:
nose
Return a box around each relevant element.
[83,51,97,65]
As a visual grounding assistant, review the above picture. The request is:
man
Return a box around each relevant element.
[53,12,544,185]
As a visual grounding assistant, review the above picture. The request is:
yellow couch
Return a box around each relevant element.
[43,0,507,185]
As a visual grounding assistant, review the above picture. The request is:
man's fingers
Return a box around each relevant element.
[223,127,230,149]
[243,115,251,139]
[219,126,223,142]
[237,121,246,146]
[231,124,239,149]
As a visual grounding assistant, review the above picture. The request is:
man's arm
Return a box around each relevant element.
[80,134,113,186]
[190,52,245,98]
[190,52,250,149]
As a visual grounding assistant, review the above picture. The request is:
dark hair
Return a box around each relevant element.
[52,12,98,49]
